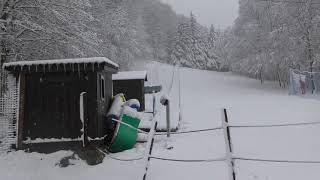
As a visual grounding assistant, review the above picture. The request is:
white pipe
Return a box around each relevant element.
[111,119,147,134]
[80,92,85,147]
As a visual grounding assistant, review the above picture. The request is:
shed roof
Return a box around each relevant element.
[112,71,147,81]
[3,57,119,72]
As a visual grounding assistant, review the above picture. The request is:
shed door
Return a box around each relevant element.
[24,74,82,140]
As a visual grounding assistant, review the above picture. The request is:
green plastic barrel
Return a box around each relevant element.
[108,114,141,153]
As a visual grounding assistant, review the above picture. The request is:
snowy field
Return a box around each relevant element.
[1,62,320,180]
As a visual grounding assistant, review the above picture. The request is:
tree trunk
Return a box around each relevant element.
[260,66,264,84]
[277,70,282,88]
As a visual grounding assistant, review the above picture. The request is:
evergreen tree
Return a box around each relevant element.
[170,12,217,70]
[208,25,218,49]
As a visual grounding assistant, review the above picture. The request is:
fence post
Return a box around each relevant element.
[222,108,236,180]
[142,120,158,180]
[80,92,89,147]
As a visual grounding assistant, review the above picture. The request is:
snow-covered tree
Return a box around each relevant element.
[1,0,100,64]
[207,25,218,49]
[143,1,179,61]
[227,0,320,85]
[89,0,181,69]
[212,29,234,71]
[170,12,217,70]
[0,0,215,72]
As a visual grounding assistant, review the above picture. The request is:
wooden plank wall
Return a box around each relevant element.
[23,72,100,140]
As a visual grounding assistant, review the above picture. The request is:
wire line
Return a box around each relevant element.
[96,147,144,162]
[150,156,226,163]
[258,0,320,5]
[234,157,320,164]
[229,121,320,128]
[155,127,223,135]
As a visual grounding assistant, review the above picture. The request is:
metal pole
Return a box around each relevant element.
[152,92,156,117]
[166,100,170,138]
[178,66,182,122]
[222,108,236,180]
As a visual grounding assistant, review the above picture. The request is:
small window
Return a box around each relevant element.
[100,75,105,100]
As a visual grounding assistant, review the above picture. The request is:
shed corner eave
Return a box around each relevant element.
[2,64,17,72]
[2,66,19,77]
[104,65,119,74]
[2,65,10,72]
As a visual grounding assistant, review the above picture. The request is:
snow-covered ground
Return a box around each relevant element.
[1,61,320,180]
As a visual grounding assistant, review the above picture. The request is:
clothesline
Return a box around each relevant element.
[290,68,320,75]
[289,69,320,96]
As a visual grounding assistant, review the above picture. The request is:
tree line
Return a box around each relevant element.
[225,0,320,86]
[0,0,222,71]
[3,0,315,87]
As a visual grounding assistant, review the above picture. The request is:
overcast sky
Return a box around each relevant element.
[162,0,239,29]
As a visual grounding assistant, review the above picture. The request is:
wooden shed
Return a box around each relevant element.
[3,57,118,149]
[112,71,147,111]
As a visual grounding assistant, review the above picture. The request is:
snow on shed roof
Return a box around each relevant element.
[112,71,147,81]
[3,57,119,69]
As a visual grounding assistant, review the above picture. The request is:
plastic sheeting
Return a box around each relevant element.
[289,69,320,96]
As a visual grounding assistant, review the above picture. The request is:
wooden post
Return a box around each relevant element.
[80,92,89,147]
[17,74,26,149]
[143,119,158,180]
[222,108,236,180]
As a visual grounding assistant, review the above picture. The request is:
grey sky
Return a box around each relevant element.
[162,0,239,29]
